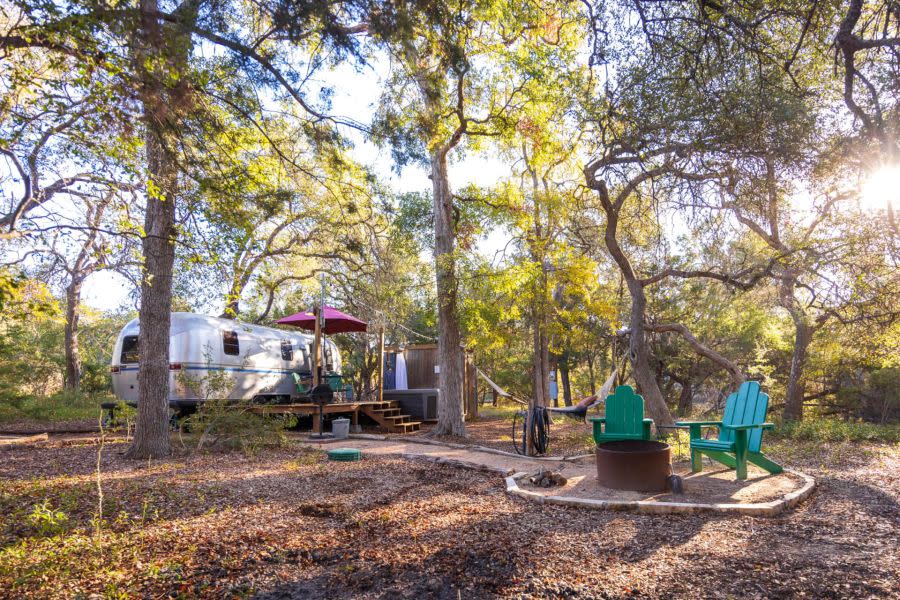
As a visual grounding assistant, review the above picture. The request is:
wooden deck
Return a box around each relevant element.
[247,400,421,434]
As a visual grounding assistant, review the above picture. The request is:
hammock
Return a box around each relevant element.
[546,369,618,422]
[476,368,527,405]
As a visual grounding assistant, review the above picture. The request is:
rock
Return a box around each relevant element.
[528,468,567,488]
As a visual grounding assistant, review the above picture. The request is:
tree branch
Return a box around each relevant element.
[646,322,744,386]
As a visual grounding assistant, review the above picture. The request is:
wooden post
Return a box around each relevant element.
[377,324,385,404]
[312,306,321,387]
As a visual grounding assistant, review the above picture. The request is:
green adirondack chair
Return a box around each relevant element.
[676,380,783,480]
[292,372,311,394]
[590,385,654,445]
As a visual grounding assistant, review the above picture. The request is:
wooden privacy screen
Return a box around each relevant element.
[384,344,477,415]
[402,344,439,389]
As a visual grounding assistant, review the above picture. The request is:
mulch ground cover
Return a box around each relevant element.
[0,432,897,599]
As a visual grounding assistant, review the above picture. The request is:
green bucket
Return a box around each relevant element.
[327,448,361,462]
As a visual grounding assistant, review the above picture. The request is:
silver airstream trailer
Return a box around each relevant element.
[110,313,342,411]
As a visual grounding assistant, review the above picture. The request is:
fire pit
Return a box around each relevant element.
[596,440,672,492]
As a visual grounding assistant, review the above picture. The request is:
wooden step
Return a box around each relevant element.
[371,400,396,407]
[359,404,418,433]
[373,408,400,417]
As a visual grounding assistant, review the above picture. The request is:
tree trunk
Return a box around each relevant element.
[559,357,572,406]
[63,278,83,391]
[784,319,813,421]
[532,315,550,408]
[221,268,253,319]
[465,355,478,419]
[586,353,596,396]
[126,122,177,459]
[527,304,551,454]
[126,0,195,459]
[779,269,815,422]
[429,150,465,436]
[626,279,675,427]
[221,288,241,319]
[677,378,692,417]
[592,186,674,428]
[646,323,744,388]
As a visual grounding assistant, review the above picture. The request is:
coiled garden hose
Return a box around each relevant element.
[512,406,551,456]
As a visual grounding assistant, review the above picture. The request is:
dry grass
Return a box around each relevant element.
[416,408,599,456]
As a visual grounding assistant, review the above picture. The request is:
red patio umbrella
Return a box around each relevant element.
[277,306,369,437]
[277,306,368,391]
[276,306,368,334]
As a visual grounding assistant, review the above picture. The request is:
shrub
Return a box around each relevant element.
[174,344,296,454]
[180,399,296,454]
[103,400,137,435]
[772,417,900,444]
[0,390,111,424]
[26,500,69,537]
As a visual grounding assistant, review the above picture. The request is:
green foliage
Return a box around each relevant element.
[0,273,63,402]
[181,400,296,455]
[0,269,24,313]
[25,501,70,538]
[175,346,295,453]
[0,274,128,412]
[0,390,110,424]
[104,400,137,433]
[772,418,900,444]
[0,0,896,434]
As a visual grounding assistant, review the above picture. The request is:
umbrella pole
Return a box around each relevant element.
[313,307,321,388]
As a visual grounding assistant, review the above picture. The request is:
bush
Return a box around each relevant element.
[0,390,111,424]
[102,400,137,435]
[26,500,70,537]
[772,417,900,444]
[180,399,296,454]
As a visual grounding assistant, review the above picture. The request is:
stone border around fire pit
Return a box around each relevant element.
[299,435,814,516]
[505,469,816,516]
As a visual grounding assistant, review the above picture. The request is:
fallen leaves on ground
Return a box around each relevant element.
[0,433,897,599]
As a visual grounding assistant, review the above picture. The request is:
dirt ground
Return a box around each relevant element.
[414,410,599,457]
[1,429,897,599]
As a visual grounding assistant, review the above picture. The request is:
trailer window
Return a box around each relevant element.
[223,330,240,356]
[120,335,139,363]
[281,340,293,361]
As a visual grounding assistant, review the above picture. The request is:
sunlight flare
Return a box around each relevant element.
[860,165,900,212]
